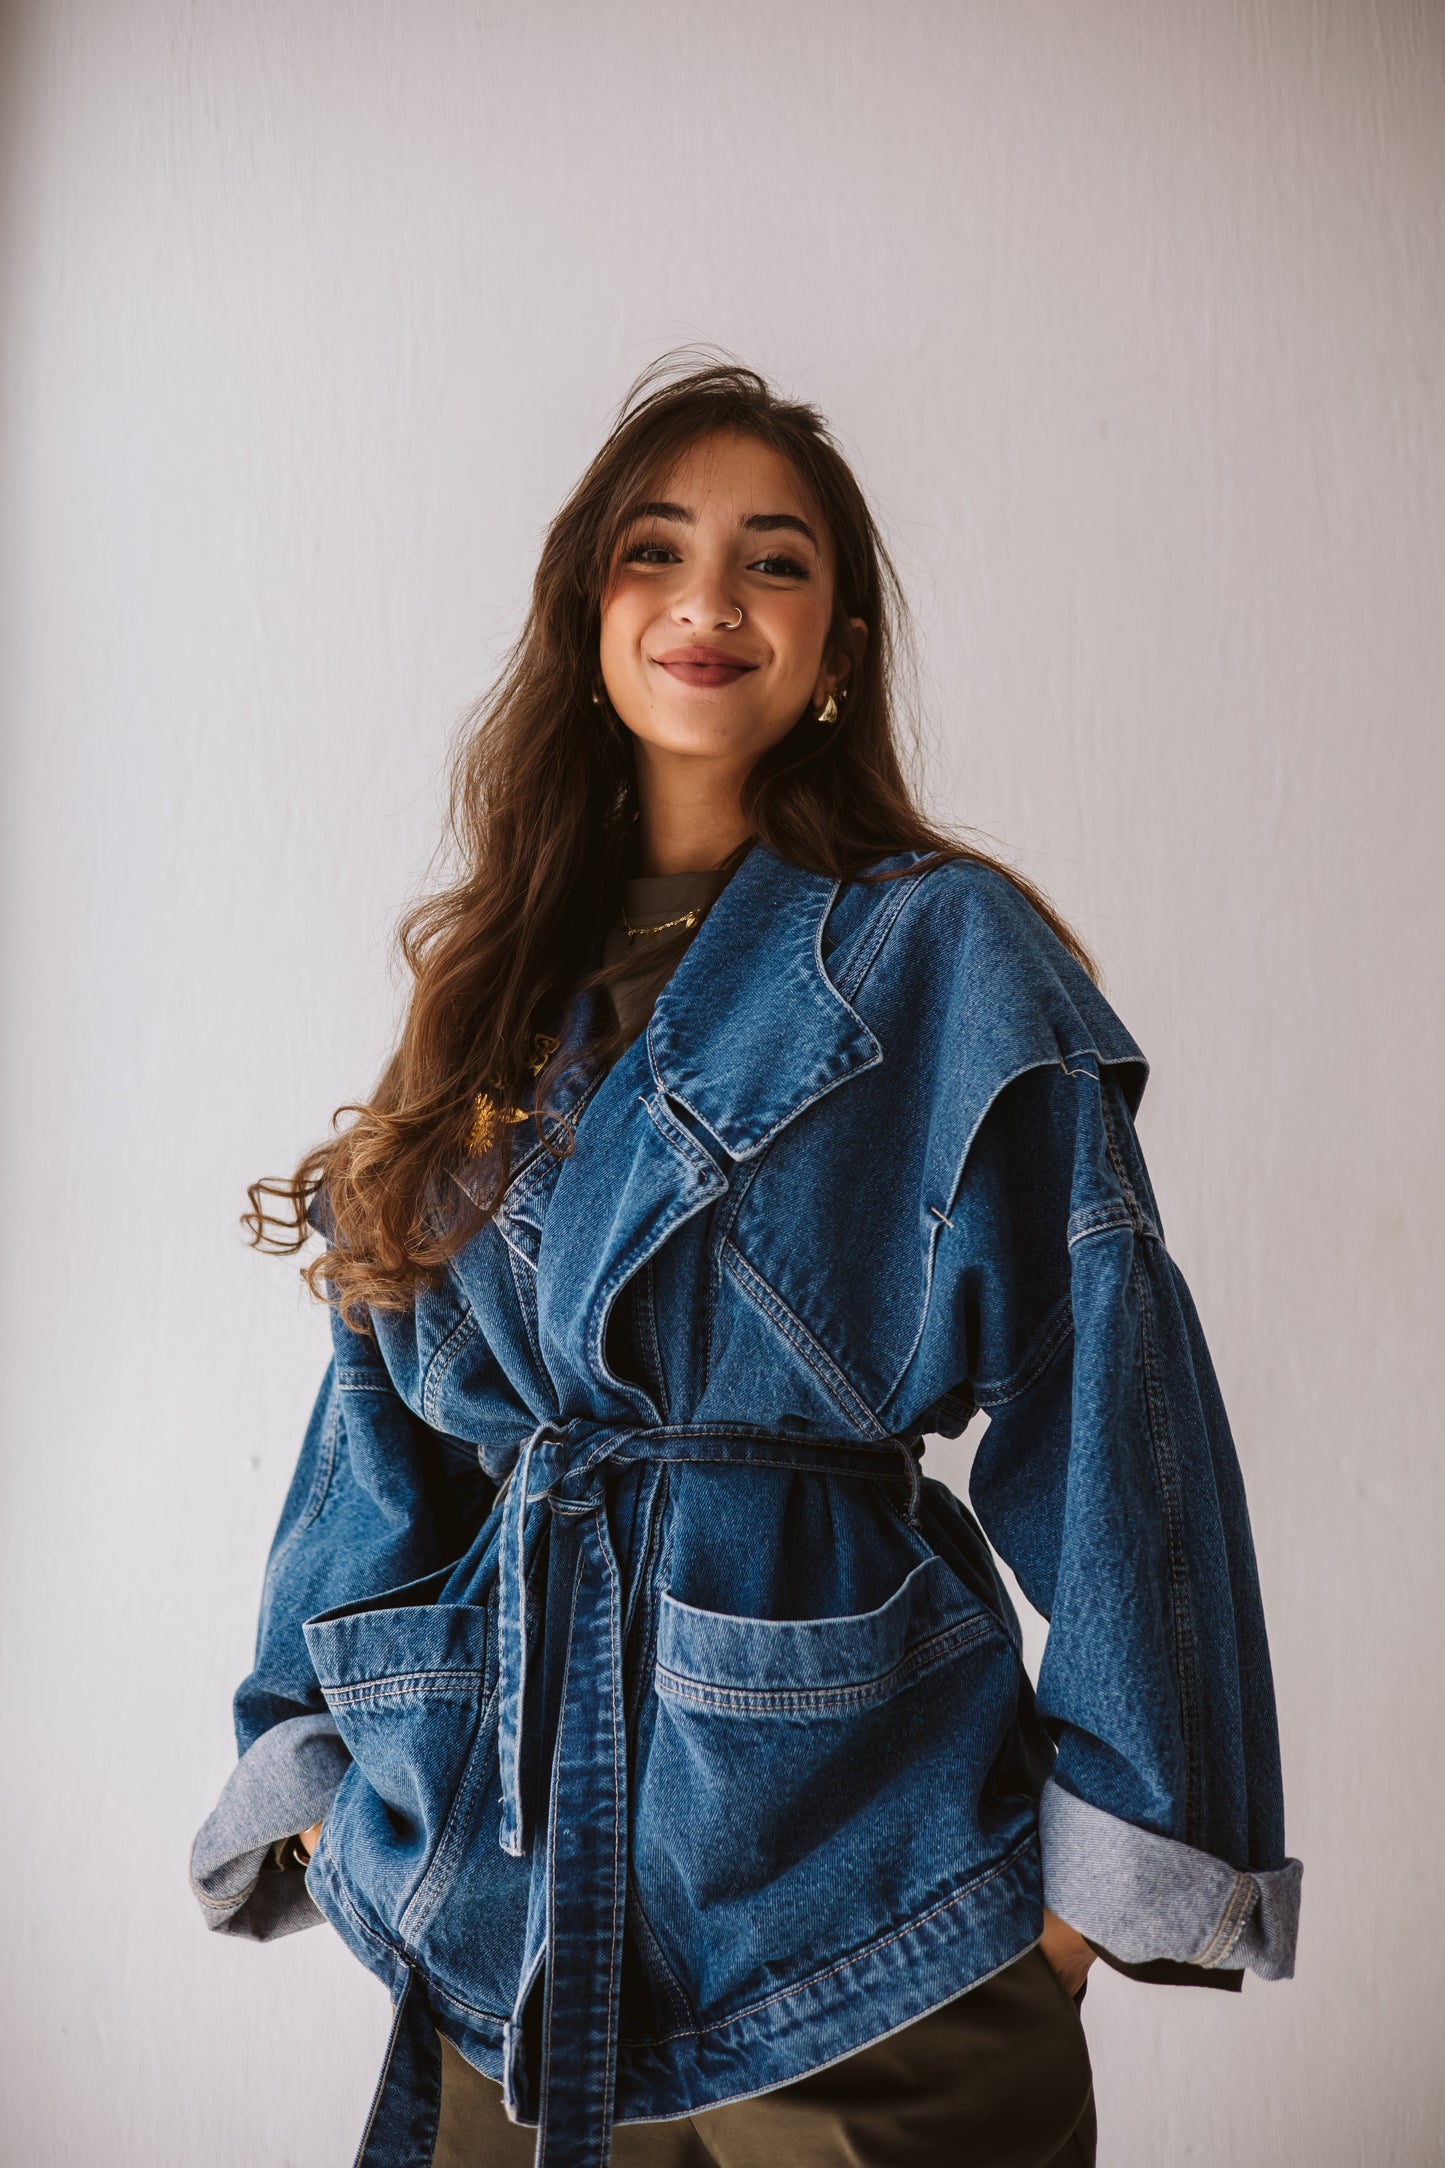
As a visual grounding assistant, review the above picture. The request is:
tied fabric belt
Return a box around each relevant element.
[352,1416,925,2168]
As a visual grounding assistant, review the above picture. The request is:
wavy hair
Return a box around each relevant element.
[245,351,1097,1328]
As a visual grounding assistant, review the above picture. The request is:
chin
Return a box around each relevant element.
[634,716,775,761]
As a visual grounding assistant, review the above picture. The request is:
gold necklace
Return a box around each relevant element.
[620,906,701,944]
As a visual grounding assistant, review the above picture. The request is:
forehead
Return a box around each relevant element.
[646,431,821,525]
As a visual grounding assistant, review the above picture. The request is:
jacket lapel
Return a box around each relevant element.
[644,843,882,1158]
[476,846,883,1416]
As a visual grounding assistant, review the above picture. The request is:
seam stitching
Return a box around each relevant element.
[832,871,926,1001]
[422,1303,479,1428]
[624,1832,1036,2049]
[504,1238,546,1370]
[191,1880,252,1911]
[312,1832,406,1972]
[972,1299,1075,1411]
[655,1614,994,1713]
[1135,1256,1204,1849]
[399,1677,502,1948]
[319,1667,487,1703]
[1198,1872,1256,1967]
[1098,1079,1159,1241]
[720,1242,885,1437]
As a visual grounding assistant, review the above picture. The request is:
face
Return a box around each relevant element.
[597,431,866,777]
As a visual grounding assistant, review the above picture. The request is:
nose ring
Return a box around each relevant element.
[723,607,742,628]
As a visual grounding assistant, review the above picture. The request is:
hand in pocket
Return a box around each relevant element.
[1039,1906,1096,1999]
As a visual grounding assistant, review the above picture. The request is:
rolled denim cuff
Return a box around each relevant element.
[189,1713,351,1942]
[1039,1779,1302,1981]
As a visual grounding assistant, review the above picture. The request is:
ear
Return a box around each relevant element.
[812,617,869,704]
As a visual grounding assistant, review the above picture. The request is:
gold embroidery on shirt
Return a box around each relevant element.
[467,1033,562,1156]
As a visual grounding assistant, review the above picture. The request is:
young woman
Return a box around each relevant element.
[191,357,1301,2168]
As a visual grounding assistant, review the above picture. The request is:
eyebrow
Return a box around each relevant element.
[624,500,821,551]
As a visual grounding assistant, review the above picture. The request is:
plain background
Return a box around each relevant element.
[2,3,1442,2163]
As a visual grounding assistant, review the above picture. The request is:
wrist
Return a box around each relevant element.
[267,1831,314,1873]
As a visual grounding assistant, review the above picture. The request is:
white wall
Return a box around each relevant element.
[2,3,1441,2162]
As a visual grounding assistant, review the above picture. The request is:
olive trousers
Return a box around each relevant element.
[433,1946,1096,2167]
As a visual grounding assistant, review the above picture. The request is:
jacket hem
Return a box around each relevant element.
[315,1826,1045,2125]
[617,1829,1044,2120]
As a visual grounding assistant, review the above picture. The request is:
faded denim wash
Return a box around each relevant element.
[191,844,1301,2168]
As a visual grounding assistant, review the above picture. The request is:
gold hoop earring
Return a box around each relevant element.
[815,692,839,726]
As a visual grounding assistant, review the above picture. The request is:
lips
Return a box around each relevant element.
[651,647,759,690]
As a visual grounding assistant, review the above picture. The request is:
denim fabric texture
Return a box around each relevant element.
[193,844,1300,2168]
[190,1710,350,1938]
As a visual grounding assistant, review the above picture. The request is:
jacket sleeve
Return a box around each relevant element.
[949,1054,1301,1982]
[189,1307,494,1940]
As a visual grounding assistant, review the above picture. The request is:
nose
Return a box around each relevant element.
[669,570,741,631]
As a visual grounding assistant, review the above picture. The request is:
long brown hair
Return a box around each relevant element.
[245,351,1097,1329]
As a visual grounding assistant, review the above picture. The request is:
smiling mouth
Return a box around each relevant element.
[655,658,757,688]
[651,646,760,691]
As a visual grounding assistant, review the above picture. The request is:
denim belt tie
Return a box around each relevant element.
[356,1415,925,2168]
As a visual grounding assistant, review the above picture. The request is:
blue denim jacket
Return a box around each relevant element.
[191,844,1301,2168]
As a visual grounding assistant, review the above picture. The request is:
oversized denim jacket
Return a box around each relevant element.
[191,844,1301,2168]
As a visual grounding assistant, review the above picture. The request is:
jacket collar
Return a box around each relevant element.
[644,842,882,1159]
[452,844,881,1240]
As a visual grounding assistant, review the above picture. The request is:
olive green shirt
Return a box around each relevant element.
[599,868,730,1045]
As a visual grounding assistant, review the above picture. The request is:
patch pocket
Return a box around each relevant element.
[637,1555,1023,2020]
[303,1562,496,1948]
[654,1553,993,1713]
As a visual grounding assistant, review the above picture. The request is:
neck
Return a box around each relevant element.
[631,744,752,877]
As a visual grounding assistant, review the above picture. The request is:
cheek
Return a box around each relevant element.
[598,591,653,672]
[762,596,832,682]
